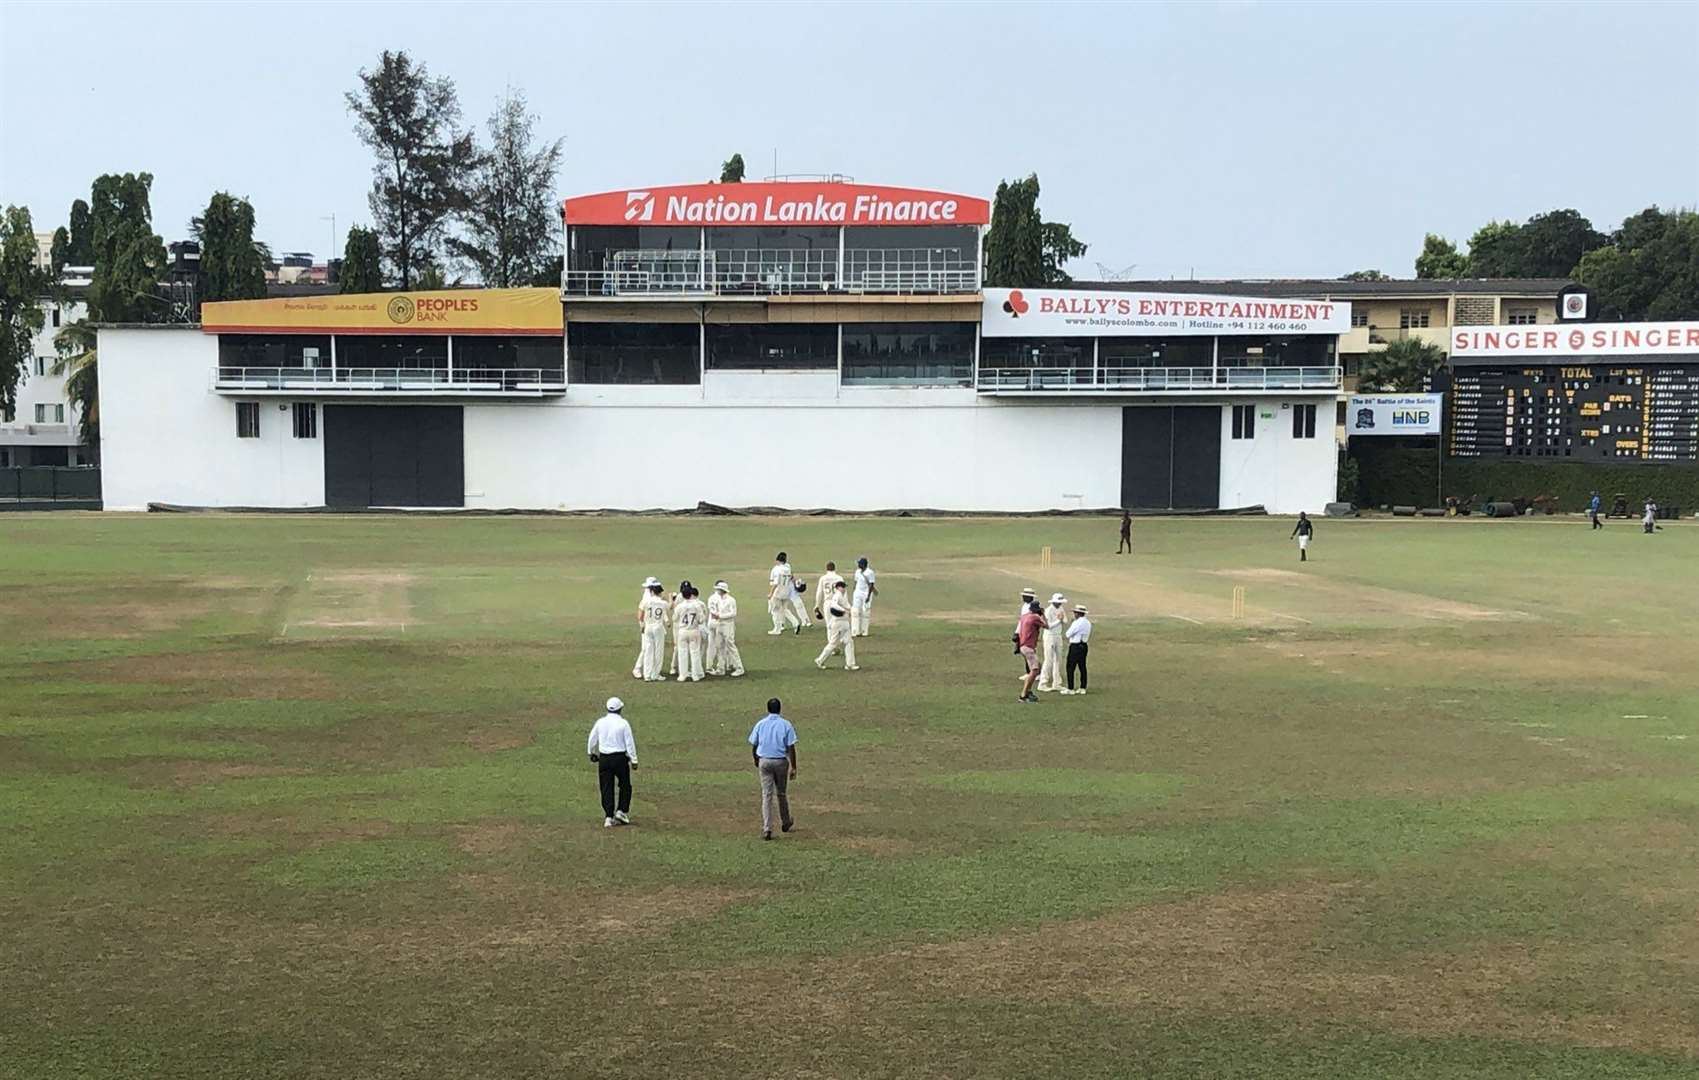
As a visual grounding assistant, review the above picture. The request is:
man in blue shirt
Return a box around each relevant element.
[1589,491,1603,530]
[747,698,798,840]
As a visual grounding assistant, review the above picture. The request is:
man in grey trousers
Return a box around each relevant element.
[747,698,798,841]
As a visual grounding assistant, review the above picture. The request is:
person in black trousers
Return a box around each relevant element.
[1117,511,1132,554]
[1291,512,1314,562]
[587,696,639,827]
[1061,604,1092,695]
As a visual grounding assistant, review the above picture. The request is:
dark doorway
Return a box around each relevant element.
[324,406,464,508]
[1120,406,1221,509]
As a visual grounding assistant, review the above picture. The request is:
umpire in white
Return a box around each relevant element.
[587,697,638,827]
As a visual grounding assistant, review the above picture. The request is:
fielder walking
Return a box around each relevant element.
[814,580,859,670]
[768,552,800,635]
[851,556,877,637]
[748,698,798,841]
[1062,604,1091,695]
[1291,512,1314,562]
[814,561,844,624]
[587,697,638,828]
[711,581,745,677]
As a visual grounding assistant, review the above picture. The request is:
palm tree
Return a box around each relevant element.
[52,320,98,451]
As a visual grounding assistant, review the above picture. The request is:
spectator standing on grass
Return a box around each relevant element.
[1291,512,1314,562]
[1118,510,1132,554]
[588,697,638,828]
[748,698,798,840]
[1061,604,1092,695]
[1589,491,1603,530]
[1012,587,1037,673]
[1016,600,1044,703]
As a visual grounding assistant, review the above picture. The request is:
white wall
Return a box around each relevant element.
[1217,399,1339,514]
[99,329,325,510]
[464,389,1124,511]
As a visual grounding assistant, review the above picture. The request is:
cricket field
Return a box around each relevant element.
[2,512,1696,1079]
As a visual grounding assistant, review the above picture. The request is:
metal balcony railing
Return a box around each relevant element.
[975,366,1343,393]
[212,367,566,396]
[562,248,979,297]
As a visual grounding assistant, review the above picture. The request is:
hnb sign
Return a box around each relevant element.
[1349,394,1443,437]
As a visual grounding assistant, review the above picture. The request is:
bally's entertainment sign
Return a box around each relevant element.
[1348,393,1443,437]
[982,288,1351,338]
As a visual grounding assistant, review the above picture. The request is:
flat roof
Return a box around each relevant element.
[1065,278,1572,300]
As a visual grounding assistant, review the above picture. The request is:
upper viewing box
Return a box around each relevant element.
[561,181,989,299]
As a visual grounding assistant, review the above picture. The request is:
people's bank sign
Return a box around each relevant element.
[1348,394,1443,437]
[982,288,1351,337]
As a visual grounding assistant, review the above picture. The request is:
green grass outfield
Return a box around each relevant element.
[2,511,1696,1079]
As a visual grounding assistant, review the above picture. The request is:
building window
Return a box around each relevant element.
[1292,403,1317,439]
[51,306,61,328]
[1507,308,1537,325]
[1399,309,1431,329]
[567,322,700,384]
[34,356,48,376]
[219,335,334,371]
[236,401,260,438]
[292,402,317,439]
[1231,404,1256,439]
[705,323,836,371]
[1350,311,1369,328]
[981,336,1090,371]
[841,322,974,386]
[34,403,66,423]
[1335,400,1347,426]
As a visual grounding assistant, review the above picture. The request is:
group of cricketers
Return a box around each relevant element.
[766,552,877,671]
[631,552,878,682]
[1013,586,1092,703]
[632,577,745,682]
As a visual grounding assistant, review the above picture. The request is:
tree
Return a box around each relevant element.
[984,174,1086,286]
[0,205,49,418]
[1413,234,1468,279]
[1339,269,1389,281]
[49,227,70,277]
[719,153,745,183]
[445,88,563,287]
[191,192,269,303]
[1462,210,1606,278]
[340,226,384,293]
[66,198,93,264]
[1575,207,1699,320]
[346,50,476,289]
[1463,219,1520,278]
[1357,337,1446,392]
[85,172,167,323]
[52,320,98,449]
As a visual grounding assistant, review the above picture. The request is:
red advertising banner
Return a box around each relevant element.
[564,182,989,227]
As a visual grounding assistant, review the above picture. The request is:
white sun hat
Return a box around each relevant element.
[606,697,624,713]
[1050,592,1066,604]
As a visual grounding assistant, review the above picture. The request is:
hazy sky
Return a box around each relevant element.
[3,0,1696,280]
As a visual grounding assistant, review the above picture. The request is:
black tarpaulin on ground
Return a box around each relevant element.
[146,501,1269,518]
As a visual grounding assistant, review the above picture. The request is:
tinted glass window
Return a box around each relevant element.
[1099,337,1213,368]
[980,336,1088,369]
[706,227,838,252]
[453,336,563,373]
[217,335,332,369]
[568,322,699,384]
[336,336,449,370]
[1218,336,1332,367]
[706,323,837,370]
[841,322,974,386]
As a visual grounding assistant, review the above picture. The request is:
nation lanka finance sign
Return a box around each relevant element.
[982,288,1351,338]
[1348,393,1443,436]
[564,182,990,227]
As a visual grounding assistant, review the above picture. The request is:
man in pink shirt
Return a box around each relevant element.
[1016,600,1045,703]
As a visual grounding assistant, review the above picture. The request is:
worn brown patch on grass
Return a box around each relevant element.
[283,571,415,636]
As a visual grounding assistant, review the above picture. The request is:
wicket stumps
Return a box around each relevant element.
[1231,585,1246,619]
[1040,545,1053,569]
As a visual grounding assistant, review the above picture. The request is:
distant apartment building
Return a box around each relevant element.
[0,266,93,467]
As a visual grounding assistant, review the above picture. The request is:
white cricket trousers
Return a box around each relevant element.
[640,625,666,680]
[770,596,798,633]
[719,621,744,675]
[815,620,856,669]
[851,596,872,636]
[1038,627,1064,691]
[789,592,812,627]
[676,628,704,681]
[705,624,722,673]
